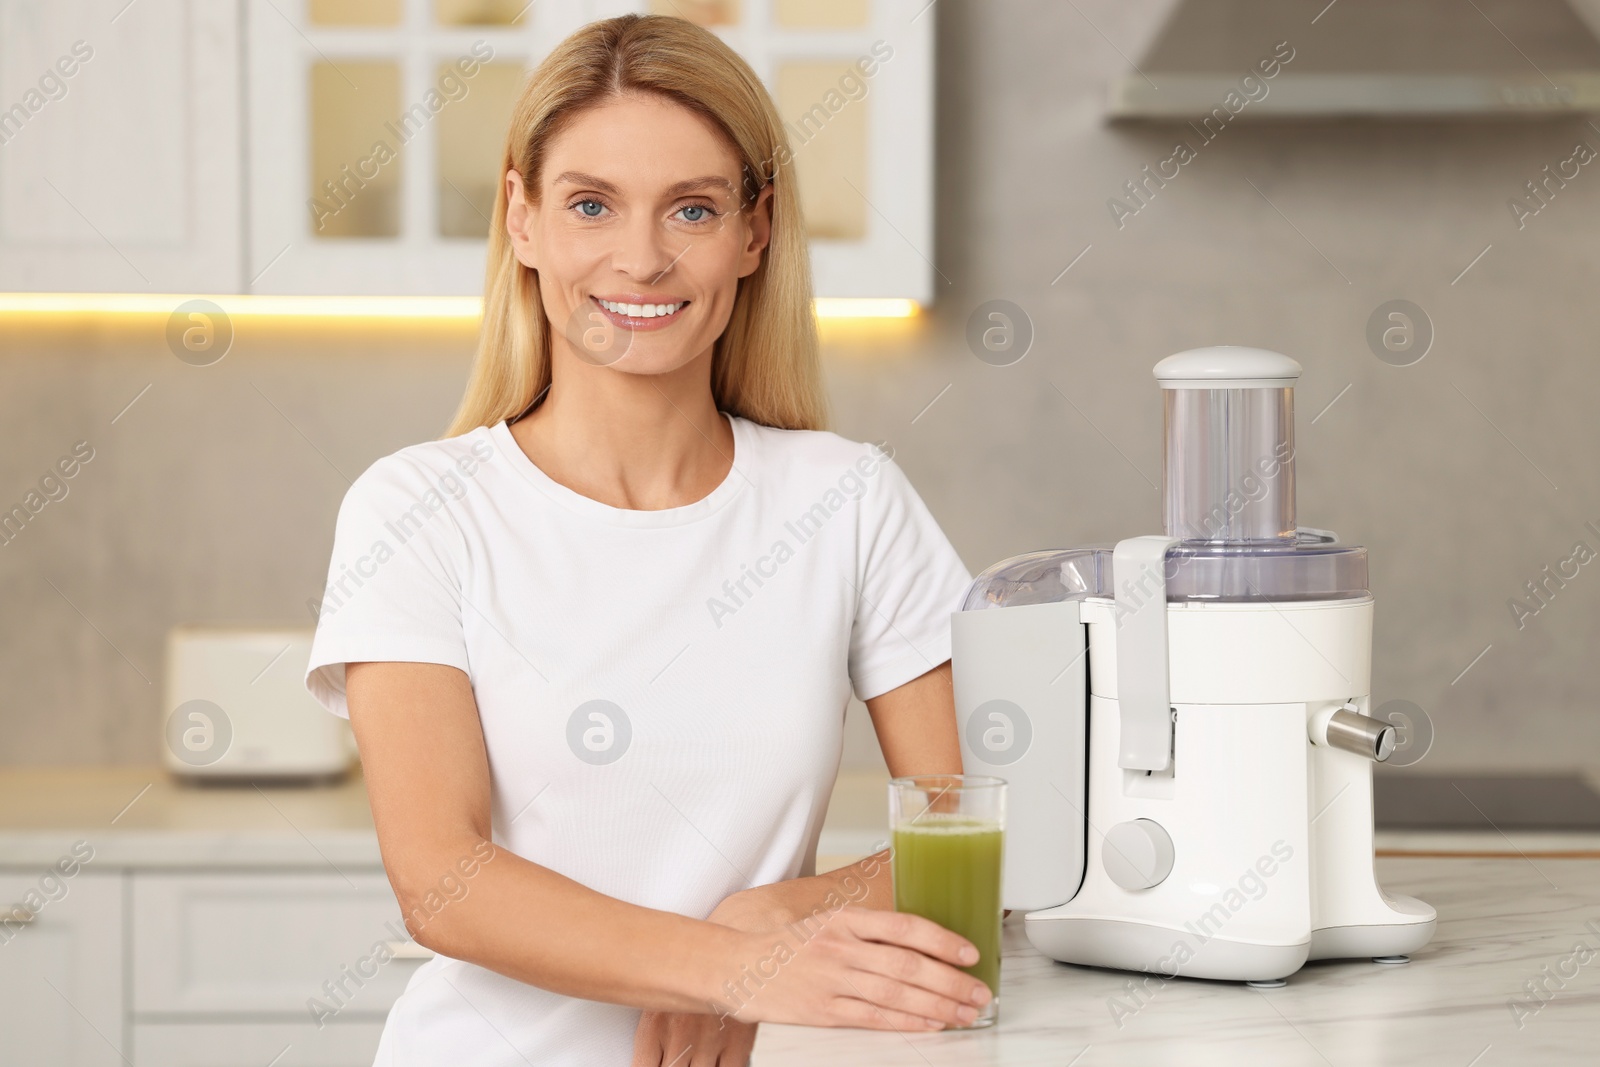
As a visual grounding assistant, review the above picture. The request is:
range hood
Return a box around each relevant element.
[1111,0,1600,119]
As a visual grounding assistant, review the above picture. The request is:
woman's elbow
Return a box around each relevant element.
[385,838,499,952]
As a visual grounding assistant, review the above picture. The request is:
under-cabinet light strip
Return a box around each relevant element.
[0,294,920,320]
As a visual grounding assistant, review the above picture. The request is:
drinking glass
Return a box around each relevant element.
[888,774,1006,1029]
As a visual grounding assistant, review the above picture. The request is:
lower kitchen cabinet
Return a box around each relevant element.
[0,866,428,1067]
[132,872,420,1016]
[128,870,427,1067]
[0,871,124,1067]
[133,1021,387,1067]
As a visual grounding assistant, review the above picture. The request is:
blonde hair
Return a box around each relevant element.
[444,14,825,437]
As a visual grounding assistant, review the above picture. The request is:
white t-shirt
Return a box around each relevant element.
[305,414,972,1066]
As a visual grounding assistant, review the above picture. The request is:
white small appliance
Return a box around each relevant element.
[163,627,355,780]
[953,347,1435,983]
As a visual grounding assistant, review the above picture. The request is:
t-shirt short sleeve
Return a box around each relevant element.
[305,454,471,718]
[847,447,973,702]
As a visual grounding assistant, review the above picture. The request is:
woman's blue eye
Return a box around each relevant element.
[678,205,709,222]
[577,200,604,217]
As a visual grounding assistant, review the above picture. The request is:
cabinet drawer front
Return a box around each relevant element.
[0,870,124,1067]
[133,872,428,1016]
[135,1021,385,1067]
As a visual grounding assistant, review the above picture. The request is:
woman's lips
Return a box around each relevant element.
[591,295,689,331]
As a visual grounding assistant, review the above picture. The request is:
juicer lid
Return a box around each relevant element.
[1154,347,1302,389]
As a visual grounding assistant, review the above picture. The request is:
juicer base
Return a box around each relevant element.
[1307,905,1437,962]
[1022,913,1310,982]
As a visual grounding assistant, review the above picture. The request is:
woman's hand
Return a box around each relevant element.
[631,1006,757,1067]
[715,904,991,1031]
[631,894,772,1067]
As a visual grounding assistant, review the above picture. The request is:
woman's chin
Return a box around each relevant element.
[605,346,708,378]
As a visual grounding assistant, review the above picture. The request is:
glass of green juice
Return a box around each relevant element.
[889,774,1006,1029]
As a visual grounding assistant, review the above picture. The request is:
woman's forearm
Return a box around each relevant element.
[393,834,756,1015]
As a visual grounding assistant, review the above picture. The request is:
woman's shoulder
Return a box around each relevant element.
[343,426,502,508]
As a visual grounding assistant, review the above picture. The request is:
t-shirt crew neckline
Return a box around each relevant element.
[488,414,751,528]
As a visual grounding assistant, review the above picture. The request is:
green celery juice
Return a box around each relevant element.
[891,816,1004,998]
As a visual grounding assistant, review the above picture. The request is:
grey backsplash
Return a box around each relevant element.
[3,0,1598,770]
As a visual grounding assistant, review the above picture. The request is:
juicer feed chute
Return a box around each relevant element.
[1158,347,1299,544]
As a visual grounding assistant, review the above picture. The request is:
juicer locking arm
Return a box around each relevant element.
[1309,703,1396,762]
[1112,535,1182,772]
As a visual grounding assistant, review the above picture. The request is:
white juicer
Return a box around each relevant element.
[953,347,1435,983]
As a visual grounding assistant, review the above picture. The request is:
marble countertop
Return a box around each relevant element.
[7,768,1600,1061]
[754,855,1600,1066]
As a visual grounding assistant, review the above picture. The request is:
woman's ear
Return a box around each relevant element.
[504,168,539,270]
[736,182,775,279]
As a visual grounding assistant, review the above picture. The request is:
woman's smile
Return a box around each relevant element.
[590,293,691,330]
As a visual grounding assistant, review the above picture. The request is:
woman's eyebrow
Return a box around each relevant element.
[552,171,622,196]
[664,176,735,197]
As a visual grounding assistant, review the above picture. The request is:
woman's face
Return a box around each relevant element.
[505,92,772,377]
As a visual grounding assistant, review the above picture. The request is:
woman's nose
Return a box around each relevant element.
[611,216,683,283]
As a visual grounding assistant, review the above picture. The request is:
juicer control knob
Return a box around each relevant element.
[1103,819,1174,891]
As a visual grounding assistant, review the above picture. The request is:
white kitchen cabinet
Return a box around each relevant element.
[0,871,125,1067]
[134,1021,388,1067]
[245,0,934,300]
[0,0,241,292]
[132,871,425,1017]
[0,774,425,1066]
[0,0,932,301]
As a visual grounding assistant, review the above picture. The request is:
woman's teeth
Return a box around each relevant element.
[597,298,684,319]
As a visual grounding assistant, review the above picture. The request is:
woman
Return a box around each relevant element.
[306,14,987,1066]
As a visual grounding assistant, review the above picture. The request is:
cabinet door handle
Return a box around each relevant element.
[383,939,434,959]
[2,906,35,925]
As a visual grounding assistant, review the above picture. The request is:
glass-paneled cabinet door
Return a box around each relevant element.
[249,0,932,301]
[630,0,934,302]
[247,0,543,295]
